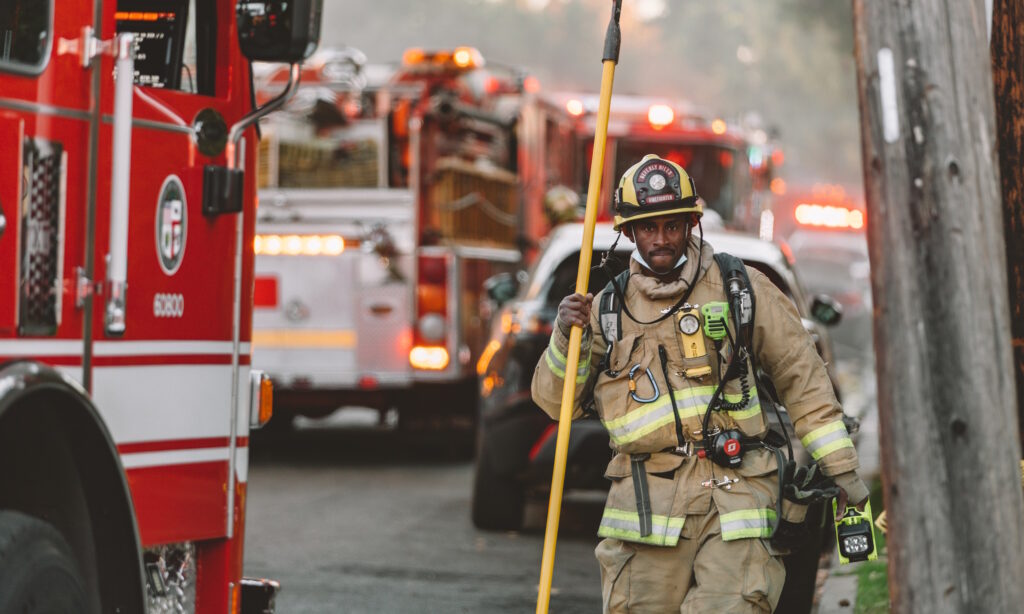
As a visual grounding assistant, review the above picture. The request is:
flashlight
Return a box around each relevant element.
[833,499,878,564]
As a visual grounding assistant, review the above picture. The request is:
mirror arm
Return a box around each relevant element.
[226,62,301,170]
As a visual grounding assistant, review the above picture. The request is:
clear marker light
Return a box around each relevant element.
[255,234,347,256]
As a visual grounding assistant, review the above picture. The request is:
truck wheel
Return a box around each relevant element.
[0,510,92,613]
[471,449,526,531]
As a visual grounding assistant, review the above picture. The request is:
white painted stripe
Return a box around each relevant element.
[93,341,237,356]
[0,340,251,357]
[93,365,233,443]
[121,447,230,469]
[0,340,82,355]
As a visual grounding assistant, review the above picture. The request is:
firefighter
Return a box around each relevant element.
[531,154,870,613]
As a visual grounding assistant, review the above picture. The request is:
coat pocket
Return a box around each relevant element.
[595,335,675,453]
[598,463,686,547]
[714,448,780,542]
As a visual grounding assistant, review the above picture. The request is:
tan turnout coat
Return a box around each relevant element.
[531,237,861,546]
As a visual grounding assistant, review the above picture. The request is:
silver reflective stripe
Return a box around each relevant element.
[598,507,685,546]
[601,386,759,446]
[601,388,711,445]
[801,421,854,461]
[544,336,590,382]
[720,508,777,541]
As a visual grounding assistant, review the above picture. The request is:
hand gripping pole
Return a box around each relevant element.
[535,2,621,612]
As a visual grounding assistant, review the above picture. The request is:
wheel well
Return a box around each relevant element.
[0,366,145,613]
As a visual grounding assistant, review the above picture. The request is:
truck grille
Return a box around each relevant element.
[19,137,64,336]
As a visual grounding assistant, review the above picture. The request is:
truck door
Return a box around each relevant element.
[90,0,253,548]
[0,0,94,382]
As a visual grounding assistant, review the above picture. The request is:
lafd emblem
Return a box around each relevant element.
[156,175,187,275]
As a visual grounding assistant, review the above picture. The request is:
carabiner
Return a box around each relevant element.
[628,364,660,403]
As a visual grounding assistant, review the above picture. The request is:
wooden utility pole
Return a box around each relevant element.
[992,0,1024,450]
[851,1,1024,611]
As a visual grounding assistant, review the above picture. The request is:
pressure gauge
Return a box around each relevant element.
[679,313,700,335]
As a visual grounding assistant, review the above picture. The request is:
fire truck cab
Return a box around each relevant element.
[0,0,319,612]
[251,47,577,439]
[558,93,779,234]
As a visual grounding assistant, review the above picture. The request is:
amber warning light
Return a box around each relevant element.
[795,204,865,230]
[254,234,350,256]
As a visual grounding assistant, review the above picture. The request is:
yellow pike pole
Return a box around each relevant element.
[536,2,622,612]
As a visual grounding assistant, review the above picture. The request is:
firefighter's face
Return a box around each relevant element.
[626,214,692,274]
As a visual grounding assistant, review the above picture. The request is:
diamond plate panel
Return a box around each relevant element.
[18,136,63,335]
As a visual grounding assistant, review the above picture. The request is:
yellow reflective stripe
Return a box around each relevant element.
[545,344,590,383]
[548,336,567,363]
[544,350,566,378]
[720,508,777,541]
[598,507,685,546]
[601,390,709,446]
[801,421,853,461]
[727,400,762,421]
[602,387,713,430]
[811,437,854,460]
[801,421,846,447]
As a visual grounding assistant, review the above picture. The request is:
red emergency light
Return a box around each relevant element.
[647,104,674,129]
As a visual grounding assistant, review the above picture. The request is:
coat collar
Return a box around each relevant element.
[628,237,715,300]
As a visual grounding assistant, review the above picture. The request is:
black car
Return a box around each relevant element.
[473,222,848,612]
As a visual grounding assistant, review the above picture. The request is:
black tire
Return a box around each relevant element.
[471,447,526,531]
[0,510,92,614]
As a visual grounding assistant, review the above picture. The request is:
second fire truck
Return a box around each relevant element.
[556,92,781,234]
[251,47,578,439]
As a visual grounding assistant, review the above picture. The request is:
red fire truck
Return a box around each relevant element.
[250,47,578,438]
[556,92,780,233]
[0,0,319,611]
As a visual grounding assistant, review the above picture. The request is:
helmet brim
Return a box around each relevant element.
[613,206,703,231]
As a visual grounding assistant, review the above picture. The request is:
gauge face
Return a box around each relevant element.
[679,313,700,335]
[649,174,667,191]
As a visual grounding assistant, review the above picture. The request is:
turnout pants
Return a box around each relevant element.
[595,504,785,613]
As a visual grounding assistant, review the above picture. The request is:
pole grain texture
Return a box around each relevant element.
[992,0,1024,450]
[852,0,1024,611]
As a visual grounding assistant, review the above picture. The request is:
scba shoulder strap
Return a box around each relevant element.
[713,252,755,348]
[597,252,754,348]
[598,268,631,347]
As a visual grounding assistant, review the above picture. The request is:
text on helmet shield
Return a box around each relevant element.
[636,162,676,183]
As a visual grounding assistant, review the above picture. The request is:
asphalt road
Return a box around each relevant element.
[243,421,605,613]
